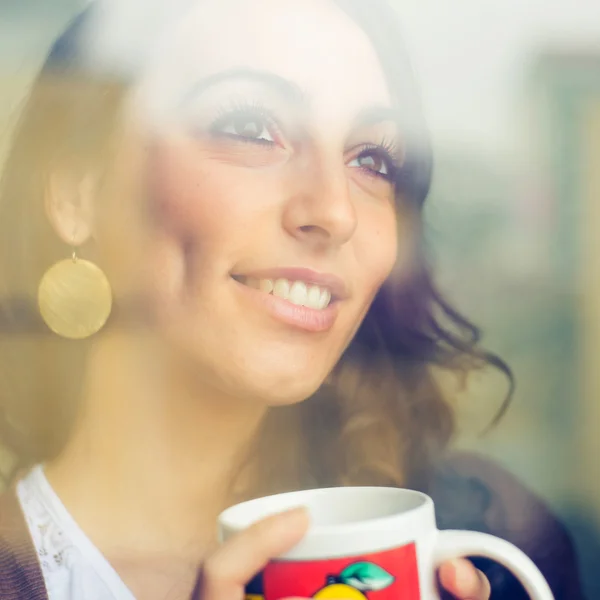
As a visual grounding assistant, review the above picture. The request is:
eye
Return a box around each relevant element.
[349,152,388,175]
[212,112,275,144]
[348,147,395,181]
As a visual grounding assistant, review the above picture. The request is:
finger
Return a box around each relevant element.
[438,558,491,600]
[200,507,310,600]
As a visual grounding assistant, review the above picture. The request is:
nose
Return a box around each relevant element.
[282,151,357,249]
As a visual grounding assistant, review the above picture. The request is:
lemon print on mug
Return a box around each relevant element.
[314,581,366,600]
[314,562,395,600]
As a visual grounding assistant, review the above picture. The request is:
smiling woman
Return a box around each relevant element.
[0,1,584,600]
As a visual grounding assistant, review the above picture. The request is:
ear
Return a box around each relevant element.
[44,170,97,246]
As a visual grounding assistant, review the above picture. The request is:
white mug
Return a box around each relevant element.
[219,487,554,600]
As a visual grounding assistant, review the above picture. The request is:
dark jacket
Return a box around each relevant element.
[0,454,586,599]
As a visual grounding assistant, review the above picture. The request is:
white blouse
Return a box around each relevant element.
[16,465,136,600]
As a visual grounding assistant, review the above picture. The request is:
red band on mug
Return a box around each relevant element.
[246,542,420,600]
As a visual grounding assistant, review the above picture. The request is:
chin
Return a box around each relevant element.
[200,335,338,407]
[263,382,323,407]
[230,366,328,408]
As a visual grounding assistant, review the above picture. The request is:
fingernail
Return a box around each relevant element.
[284,506,309,519]
[274,506,310,528]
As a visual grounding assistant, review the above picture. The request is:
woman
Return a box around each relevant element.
[0,0,583,599]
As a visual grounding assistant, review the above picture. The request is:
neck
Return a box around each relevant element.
[45,330,268,562]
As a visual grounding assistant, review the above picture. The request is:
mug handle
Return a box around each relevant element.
[433,530,554,600]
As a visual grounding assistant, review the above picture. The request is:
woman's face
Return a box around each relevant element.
[99,0,413,405]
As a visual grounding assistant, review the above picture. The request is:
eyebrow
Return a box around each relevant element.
[182,67,403,131]
[352,106,403,129]
[182,67,307,105]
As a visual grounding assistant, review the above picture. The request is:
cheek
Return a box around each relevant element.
[143,135,288,307]
[141,139,224,306]
[145,136,262,290]
[149,137,237,243]
[355,203,402,298]
[147,135,285,244]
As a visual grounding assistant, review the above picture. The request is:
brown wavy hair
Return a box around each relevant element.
[0,0,512,493]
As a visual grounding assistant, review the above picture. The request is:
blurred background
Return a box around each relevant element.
[1,0,599,596]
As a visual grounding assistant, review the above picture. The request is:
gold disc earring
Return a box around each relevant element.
[38,248,113,339]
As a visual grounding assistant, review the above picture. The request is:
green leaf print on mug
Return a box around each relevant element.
[313,562,395,599]
[339,562,395,591]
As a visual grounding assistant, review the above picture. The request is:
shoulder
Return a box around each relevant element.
[429,451,586,600]
[431,451,558,542]
[0,487,48,600]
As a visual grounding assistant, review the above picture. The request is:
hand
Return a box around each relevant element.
[438,558,492,600]
[195,507,310,600]
[194,509,492,600]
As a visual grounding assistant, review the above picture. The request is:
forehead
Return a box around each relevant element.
[138,0,392,121]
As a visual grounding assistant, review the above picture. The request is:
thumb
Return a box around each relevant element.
[197,507,310,600]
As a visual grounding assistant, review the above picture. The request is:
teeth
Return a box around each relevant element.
[272,279,290,300]
[288,281,308,306]
[259,279,274,294]
[306,285,322,309]
[318,289,331,310]
[242,276,333,310]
